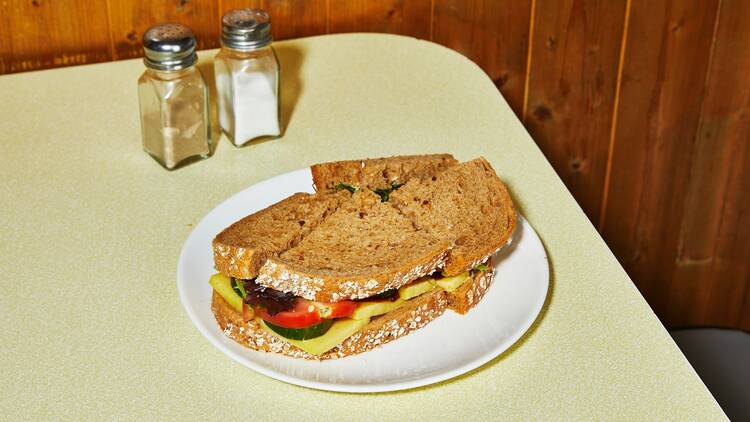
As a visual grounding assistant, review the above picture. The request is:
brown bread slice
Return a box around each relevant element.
[390,158,516,276]
[212,191,350,279]
[255,190,450,302]
[447,258,496,314]
[211,287,449,360]
[310,154,458,191]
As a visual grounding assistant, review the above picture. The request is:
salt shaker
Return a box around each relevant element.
[215,9,281,146]
[138,24,211,170]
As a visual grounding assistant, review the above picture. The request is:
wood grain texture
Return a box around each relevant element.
[107,0,220,60]
[432,0,532,117]
[601,0,720,321]
[709,137,750,329]
[327,0,432,39]
[523,0,628,223]
[0,0,112,74]
[667,0,750,328]
[742,268,750,331]
[220,0,327,40]
[1,0,749,331]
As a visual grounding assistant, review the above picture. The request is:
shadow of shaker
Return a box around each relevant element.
[196,57,222,156]
[274,43,304,136]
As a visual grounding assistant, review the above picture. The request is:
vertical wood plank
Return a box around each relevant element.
[0,6,9,74]
[0,0,112,74]
[220,0,328,40]
[523,0,627,223]
[431,0,532,117]
[667,0,750,327]
[709,138,750,329]
[600,0,719,321]
[107,0,220,60]
[328,0,432,39]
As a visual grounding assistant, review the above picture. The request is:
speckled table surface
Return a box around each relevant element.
[0,34,725,420]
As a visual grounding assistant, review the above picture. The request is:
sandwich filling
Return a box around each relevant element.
[209,263,489,356]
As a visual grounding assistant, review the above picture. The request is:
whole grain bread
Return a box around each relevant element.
[214,155,514,303]
[255,190,450,302]
[210,155,512,359]
[447,258,496,314]
[311,154,458,191]
[213,191,350,279]
[211,287,449,360]
[390,158,516,275]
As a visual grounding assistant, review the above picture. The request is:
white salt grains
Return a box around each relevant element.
[215,63,280,146]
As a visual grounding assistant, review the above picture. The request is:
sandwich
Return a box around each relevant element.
[209,154,516,359]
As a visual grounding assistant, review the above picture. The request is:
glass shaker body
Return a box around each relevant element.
[215,45,280,146]
[138,67,211,170]
[138,23,211,170]
[216,8,280,147]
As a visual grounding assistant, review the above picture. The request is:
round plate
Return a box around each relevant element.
[177,168,549,392]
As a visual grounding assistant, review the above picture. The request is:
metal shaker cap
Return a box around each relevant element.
[221,9,272,50]
[143,23,198,71]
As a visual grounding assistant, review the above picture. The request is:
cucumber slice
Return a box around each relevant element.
[264,319,334,340]
[261,318,370,356]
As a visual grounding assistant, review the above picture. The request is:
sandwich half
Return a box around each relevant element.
[209,154,516,359]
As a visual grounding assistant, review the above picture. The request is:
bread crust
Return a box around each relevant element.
[389,157,517,276]
[212,288,449,360]
[447,257,496,314]
[212,191,349,279]
[254,189,452,301]
[443,158,516,275]
[310,154,458,191]
[256,246,449,302]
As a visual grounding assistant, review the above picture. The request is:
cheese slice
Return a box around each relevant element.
[431,273,470,292]
[209,274,243,313]
[260,318,369,356]
[351,299,404,320]
[398,278,436,299]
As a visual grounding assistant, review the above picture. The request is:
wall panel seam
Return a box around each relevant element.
[598,0,632,230]
[661,0,724,323]
[429,0,435,41]
[675,0,724,261]
[325,0,331,34]
[104,0,116,61]
[521,0,537,123]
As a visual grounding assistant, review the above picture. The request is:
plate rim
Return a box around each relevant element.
[177,167,549,393]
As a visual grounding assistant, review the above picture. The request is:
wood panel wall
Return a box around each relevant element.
[1,0,748,331]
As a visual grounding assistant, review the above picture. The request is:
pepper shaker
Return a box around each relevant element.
[138,24,211,170]
[215,9,281,146]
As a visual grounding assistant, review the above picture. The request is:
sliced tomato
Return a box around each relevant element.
[255,300,322,329]
[316,301,357,319]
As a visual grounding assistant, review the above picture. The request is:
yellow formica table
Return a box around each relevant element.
[0,34,725,420]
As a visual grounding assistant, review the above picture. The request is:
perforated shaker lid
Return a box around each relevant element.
[221,9,272,50]
[143,23,197,71]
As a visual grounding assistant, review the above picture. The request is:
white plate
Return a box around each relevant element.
[177,168,549,393]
